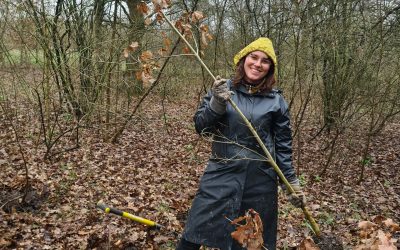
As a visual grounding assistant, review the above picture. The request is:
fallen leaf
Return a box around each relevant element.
[231,209,264,250]
[376,230,397,249]
[153,235,169,243]
[78,230,90,235]
[114,239,122,246]
[358,221,378,231]
[372,215,387,224]
[0,239,12,247]
[299,237,320,250]
[53,228,62,236]
[131,232,139,241]
[383,218,400,232]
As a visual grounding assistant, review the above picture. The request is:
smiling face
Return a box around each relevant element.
[243,51,272,84]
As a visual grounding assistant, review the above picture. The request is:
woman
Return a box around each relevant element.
[177,37,305,250]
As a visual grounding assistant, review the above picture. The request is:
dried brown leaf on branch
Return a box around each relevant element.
[137,2,150,15]
[182,24,193,39]
[140,51,153,63]
[157,48,167,57]
[181,11,191,23]
[182,46,191,54]
[231,209,264,250]
[152,0,171,10]
[144,17,152,26]
[161,32,172,51]
[136,64,156,86]
[200,24,213,46]
[135,50,160,86]
[163,37,171,49]
[175,19,183,33]
[174,15,194,40]
[191,11,204,23]
[123,42,139,58]
[156,11,164,24]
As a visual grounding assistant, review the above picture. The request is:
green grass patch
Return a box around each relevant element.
[5,49,45,66]
[318,211,335,226]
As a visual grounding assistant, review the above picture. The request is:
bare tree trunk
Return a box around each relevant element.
[0,2,8,64]
[125,0,145,96]
[105,0,119,132]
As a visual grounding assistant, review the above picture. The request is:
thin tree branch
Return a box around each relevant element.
[110,37,182,143]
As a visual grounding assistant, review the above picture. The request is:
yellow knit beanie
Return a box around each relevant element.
[233,37,277,69]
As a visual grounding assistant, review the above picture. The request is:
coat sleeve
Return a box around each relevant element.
[193,91,225,135]
[272,95,297,183]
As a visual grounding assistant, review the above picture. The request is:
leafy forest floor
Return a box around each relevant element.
[0,91,399,249]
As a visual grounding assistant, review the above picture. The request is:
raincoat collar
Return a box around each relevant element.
[227,79,281,98]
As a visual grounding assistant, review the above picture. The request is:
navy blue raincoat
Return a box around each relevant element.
[182,80,297,250]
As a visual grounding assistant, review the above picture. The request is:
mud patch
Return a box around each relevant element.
[0,184,49,213]
[313,233,344,250]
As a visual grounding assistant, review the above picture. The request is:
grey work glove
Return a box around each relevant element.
[285,180,306,208]
[210,76,231,114]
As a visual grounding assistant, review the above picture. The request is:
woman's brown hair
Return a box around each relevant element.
[232,55,276,93]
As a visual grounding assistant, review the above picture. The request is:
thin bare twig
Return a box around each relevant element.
[377,180,388,196]
[0,194,24,210]
[0,102,30,203]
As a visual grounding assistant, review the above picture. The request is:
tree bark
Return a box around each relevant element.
[125,0,145,95]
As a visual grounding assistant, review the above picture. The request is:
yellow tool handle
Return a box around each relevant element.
[97,202,163,229]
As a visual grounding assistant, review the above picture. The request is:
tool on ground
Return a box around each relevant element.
[96,201,163,229]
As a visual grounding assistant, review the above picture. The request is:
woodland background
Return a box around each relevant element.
[0,0,399,249]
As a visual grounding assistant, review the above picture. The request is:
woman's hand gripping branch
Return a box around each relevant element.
[286,180,307,208]
[210,76,232,114]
